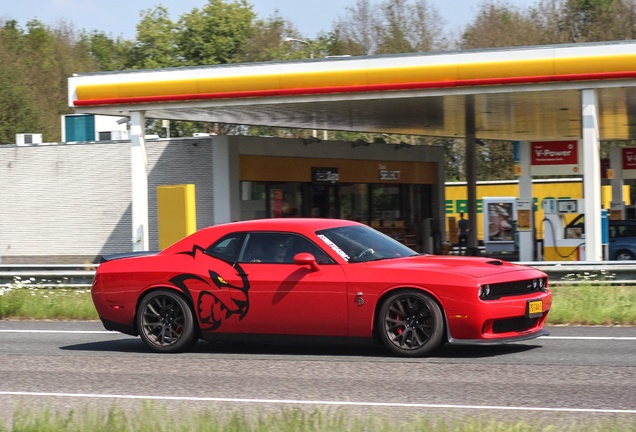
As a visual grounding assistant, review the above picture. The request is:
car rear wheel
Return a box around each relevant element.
[136,289,197,353]
[378,290,444,357]
[615,250,635,261]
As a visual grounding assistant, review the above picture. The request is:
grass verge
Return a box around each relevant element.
[3,403,635,432]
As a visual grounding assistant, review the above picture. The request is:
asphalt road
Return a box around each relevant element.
[0,321,634,428]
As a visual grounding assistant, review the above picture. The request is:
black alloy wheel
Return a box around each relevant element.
[378,290,444,357]
[136,289,197,353]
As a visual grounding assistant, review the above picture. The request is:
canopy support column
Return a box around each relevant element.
[465,95,479,256]
[582,89,602,261]
[517,141,534,261]
[130,111,149,251]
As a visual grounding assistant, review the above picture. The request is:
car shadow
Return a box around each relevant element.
[60,338,149,353]
[60,338,542,359]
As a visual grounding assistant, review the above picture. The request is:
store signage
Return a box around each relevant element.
[531,141,578,165]
[530,140,581,175]
[379,169,400,181]
[312,167,339,184]
[622,148,636,170]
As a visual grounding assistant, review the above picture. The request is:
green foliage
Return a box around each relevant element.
[0,19,109,141]
[461,0,636,49]
[129,6,180,69]
[79,31,132,71]
[328,0,447,56]
[460,2,546,49]
[176,0,256,66]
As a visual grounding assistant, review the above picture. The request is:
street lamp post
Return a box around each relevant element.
[284,37,327,139]
[284,37,314,59]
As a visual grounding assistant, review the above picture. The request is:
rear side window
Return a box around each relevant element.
[206,233,246,262]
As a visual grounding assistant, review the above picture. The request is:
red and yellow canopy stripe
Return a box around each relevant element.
[72,52,636,107]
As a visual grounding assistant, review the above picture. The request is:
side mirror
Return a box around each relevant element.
[293,252,320,271]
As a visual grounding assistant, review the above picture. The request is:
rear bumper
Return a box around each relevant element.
[100,318,138,337]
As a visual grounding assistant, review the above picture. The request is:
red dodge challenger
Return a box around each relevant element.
[91,218,551,357]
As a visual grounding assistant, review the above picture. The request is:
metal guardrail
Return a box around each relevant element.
[0,264,97,288]
[517,261,636,285]
[0,261,635,288]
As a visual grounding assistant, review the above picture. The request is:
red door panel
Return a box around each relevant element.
[237,262,348,336]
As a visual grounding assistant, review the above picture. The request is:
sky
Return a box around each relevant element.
[1,0,538,41]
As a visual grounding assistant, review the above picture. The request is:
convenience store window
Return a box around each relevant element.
[240,181,267,220]
[269,182,303,218]
[371,184,401,222]
[339,183,369,221]
[239,181,432,226]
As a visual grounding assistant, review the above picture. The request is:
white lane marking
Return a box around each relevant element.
[0,391,634,414]
[0,330,113,334]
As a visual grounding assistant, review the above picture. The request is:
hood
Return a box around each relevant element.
[366,254,529,278]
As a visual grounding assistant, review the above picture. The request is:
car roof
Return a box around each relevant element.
[162,218,362,253]
[205,218,360,232]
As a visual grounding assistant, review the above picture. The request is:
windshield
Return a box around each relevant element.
[316,224,418,263]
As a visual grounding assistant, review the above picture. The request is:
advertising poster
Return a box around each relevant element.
[487,202,514,242]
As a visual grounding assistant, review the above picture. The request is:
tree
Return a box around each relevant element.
[330,0,379,55]
[177,0,256,65]
[460,1,546,49]
[80,30,132,71]
[329,0,447,56]
[129,6,180,69]
[237,12,306,62]
[376,0,446,53]
[0,19,102,142]
[0,57,38,144]
[554,0,636,42]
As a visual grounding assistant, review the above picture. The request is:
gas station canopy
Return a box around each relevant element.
[69,40,636,141]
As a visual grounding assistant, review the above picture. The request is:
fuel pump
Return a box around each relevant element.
[542,198,586,260]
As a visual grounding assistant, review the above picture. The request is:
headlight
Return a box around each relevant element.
[533,277,548,292]
[479,285,491,299]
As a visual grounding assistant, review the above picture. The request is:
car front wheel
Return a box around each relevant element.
[615,249,635,261]
[136,289,197,353]
[378,290,444,357]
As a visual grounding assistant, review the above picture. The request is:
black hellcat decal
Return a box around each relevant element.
[170,246,250,331]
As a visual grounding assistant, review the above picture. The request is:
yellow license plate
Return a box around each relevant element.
[527,300,543,317]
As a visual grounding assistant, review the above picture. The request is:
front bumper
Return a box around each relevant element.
[444,290,552,343]
[447,327,550,345]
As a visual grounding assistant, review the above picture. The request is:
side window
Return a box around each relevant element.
[619,225,636,237]
[206,233,246,262]
[239,232,334,264]
[239,233,295,264]
[290,236,335,264]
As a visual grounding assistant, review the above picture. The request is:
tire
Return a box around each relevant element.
[378,290,444,357]
[615,250,635,261]
[136,289,198,353]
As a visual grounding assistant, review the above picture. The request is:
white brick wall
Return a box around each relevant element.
[0,138,214,263]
